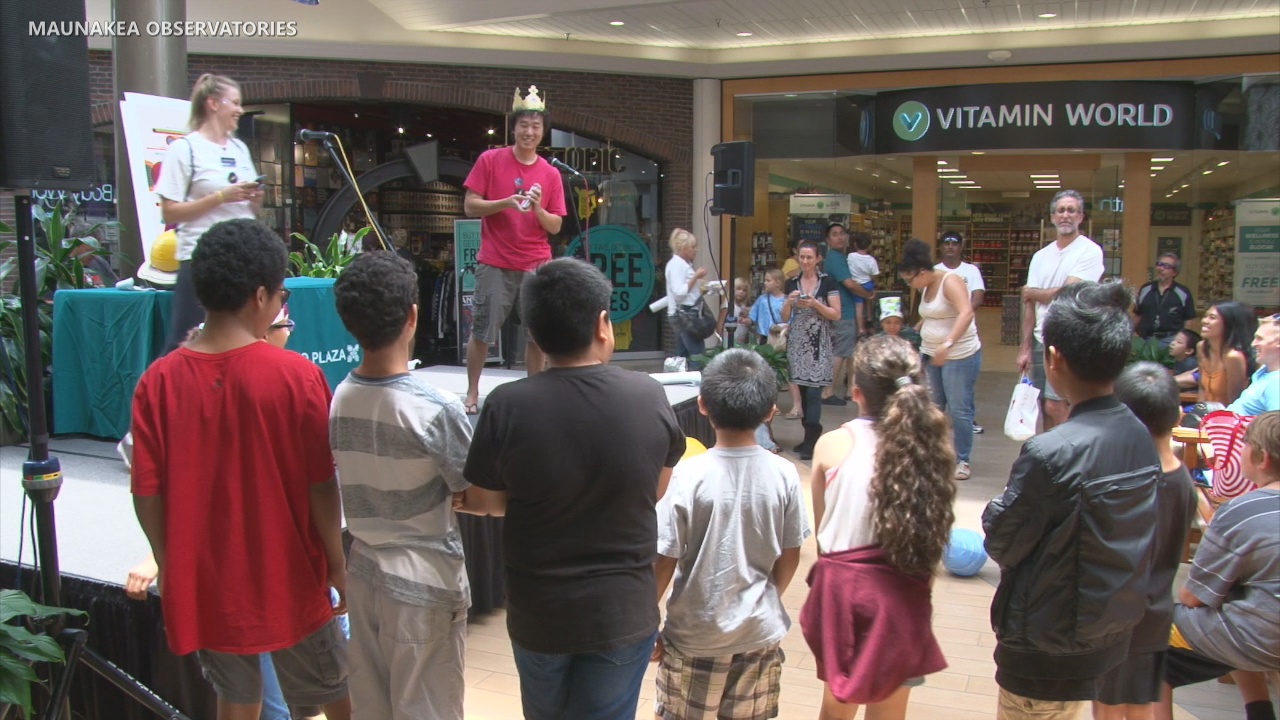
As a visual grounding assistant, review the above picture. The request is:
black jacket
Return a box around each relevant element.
[982,396,1160,699]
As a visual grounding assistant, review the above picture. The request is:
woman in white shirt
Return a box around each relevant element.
[665,228,709,367]
[155,73,263,352]
[897,239,981,481]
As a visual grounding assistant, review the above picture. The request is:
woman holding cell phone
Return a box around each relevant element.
[154,73,263,353]
[782,240,842,461]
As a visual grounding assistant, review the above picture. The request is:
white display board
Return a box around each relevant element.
[118,93,191,269]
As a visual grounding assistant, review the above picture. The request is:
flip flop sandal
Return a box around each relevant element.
[783,410,802,420]
[464,402,480,416]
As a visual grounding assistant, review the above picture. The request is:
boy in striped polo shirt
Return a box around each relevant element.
[330,251,483,719]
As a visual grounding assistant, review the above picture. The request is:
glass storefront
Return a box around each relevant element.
[727,69,1280,350]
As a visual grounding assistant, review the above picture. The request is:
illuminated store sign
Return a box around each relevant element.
[875,82,1196,153]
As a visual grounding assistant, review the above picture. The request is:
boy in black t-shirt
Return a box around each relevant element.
[461,258,685,720]
[1094,362,1198,720]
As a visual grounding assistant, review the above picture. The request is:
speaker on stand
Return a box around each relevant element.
[710,141,755,304]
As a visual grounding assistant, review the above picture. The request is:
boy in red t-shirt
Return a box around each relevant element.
[130,218,350,720]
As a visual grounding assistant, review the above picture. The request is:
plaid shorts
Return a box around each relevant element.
[655,643,784,720]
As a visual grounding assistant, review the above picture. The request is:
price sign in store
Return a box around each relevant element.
[565,225,656,323]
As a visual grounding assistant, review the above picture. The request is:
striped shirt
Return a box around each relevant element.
[330,372,473,610]
[1175,488,1280,671]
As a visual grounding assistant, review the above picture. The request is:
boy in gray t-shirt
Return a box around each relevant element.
[1163,411,1280,720]
[653,349,810,720]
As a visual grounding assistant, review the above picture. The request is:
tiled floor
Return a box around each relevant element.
[457,366,1247,719]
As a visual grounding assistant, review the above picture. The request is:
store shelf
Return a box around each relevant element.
[1199,210,1235,304]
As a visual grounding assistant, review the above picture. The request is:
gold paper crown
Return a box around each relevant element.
[512,85,546,113]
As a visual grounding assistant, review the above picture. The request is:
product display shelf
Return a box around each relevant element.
[749,232,779,292]
[967,222,1009,308]
[1199,210,1236,304]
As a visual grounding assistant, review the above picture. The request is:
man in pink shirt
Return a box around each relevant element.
[462,85,567,414]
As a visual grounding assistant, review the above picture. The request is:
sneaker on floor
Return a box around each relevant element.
[954,461,971,481]
[972,424,984,434]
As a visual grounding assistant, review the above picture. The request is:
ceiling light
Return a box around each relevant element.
[397,126,404,134]
[906,185,912,189]
[1150,166,1165,171]
[1150,173,1157,177]
[1181,183,1189,188]
[890,179,899,184]
[736,31,753,36]
[971,151,986,155]
[1152,157,1174,162]
[1030,174,1059,178]
[1038,11,1057,18]
[487,128,494,135]
[937,160,948,165]
[1070,149,1084,152]
[609,20,624,26]
[1217,160,1230,166]
[426,133,433,138]
[988,50,1013,62]
[1202,169,1214,175]
[784,94,797,98]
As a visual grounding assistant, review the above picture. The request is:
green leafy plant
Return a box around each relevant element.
[30,202,111,297]
[0,589,87,718]
[289,227,370,278]
[1129,337,1175,369]
[693,343,791,390]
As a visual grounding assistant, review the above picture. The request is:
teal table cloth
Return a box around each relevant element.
[52,289,174,439]
[52,278,357,440]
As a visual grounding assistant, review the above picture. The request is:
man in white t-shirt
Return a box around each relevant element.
[1017,190,1105,430]
[936,230,987,433]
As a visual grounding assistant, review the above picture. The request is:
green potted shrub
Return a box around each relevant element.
[289,227,370,278]
[0,589,86,719]
[693,342,791,390]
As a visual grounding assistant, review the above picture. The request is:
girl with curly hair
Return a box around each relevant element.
[801,334,957,720]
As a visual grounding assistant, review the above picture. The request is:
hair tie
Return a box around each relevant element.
[894,376,912,389]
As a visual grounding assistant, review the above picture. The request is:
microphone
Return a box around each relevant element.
[548,157,583,176]
[297,129,336,142]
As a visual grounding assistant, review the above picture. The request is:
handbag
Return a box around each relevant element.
[1004,374,1040,442]
[672,299,717,340]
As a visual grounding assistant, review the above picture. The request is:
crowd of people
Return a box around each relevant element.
[123,72,1277,720]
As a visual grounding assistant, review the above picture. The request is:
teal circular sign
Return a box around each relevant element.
[893,101,931,142]
[565,225,655,323]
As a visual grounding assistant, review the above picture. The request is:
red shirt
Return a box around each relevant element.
[131,342,336,655]
[464,146,567,272]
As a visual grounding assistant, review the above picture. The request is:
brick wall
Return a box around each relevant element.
[85,51,694,245]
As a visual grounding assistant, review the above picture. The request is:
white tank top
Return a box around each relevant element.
[816,418,878,554]
[919,271,980,359]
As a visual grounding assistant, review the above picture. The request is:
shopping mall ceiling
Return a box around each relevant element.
[82,0,1280,77]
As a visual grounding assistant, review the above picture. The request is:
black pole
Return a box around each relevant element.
[14,194,64,611]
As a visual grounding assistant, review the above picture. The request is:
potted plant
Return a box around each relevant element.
[289,227,370,278]
[693,342,791,390]
[0,589,87,719]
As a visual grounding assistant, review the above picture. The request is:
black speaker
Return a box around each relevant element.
[0,0,96,191]
[710,141,754,217]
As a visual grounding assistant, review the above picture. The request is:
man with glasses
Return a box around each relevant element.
[1017,190,1105,431]
[1133,253,1197,347]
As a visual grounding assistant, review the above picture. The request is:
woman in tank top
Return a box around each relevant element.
[897,239,981,480]
[803,335,957,720]
[1197,300,1256,406]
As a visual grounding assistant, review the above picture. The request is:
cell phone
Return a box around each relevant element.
[799,294,812,300]
[252,174,267,185]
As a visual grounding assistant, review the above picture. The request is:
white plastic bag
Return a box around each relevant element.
[1004,374,1041,442]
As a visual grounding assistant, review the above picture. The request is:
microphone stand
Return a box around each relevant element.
[315,136,391,251]
[9,192,189,720]
[552,160,590,261]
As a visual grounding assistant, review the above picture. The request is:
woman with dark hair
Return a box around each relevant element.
[1198,300,1257,406]
[154,73,263,352]
[782,241,842,460]
[898,238,981,480]
[802,334,955,720]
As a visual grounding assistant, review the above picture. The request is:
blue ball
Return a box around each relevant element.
[943,528,988,577]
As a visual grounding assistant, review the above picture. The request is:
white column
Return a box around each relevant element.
[692,78,721,272]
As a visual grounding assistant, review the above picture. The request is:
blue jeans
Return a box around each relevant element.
[925,349,981,462]
[676,329,705,370]
[259,654,289,720]
[511,632,657,720]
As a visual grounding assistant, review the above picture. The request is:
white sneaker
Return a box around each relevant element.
[972,424,984,434]
[954,461,972,481]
